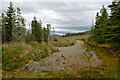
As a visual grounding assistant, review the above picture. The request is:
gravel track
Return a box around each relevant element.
[23,40,102,72]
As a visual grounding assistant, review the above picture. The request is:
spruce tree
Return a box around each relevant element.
[16,7,26,42]
[89,5,108,44]
[31,16,42,43]
[37,20,42,43]
[20,16,26,41]
[6,2,15,42]
[100,5,108,28]
[94,12,100,29]
[31,16,37,41]
[103,1,120,47]
[108,1,120,26]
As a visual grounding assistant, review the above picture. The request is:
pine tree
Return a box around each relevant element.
[31,16,37,41]
[43,27,48,43]
[103,1,120,48]
[37,20,42,43]
[6,2,16,42]
[16,7,26,42]
[89,5,108,44]
[100,5,108,28]
[31,16,42,43]
[108,1,120,26]
[94,12,100,29]
[20,16,26,41]
[89,2,120,48]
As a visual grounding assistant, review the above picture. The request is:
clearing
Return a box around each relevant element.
[23,40,102,72]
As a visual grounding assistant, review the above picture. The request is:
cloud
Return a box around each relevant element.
[1,0,112,35]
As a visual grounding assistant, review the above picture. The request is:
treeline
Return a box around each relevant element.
[1,2,26,43]
[63,31,90,37]
[1,2,52,44]
[89,1,120,48]
[26,16,51,43]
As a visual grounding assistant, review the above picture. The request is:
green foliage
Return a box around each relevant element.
[25,30,31,42]
[2,46,23,71]
[108,1,120,26]
[54,41,75,47]
[54,38,58,41]
[1,2,26,43]
[77,69,86,75]
[31,18,51,43]
[71,42,75,46]
[5,2,15,42]
[103,26,120,47]
[58,71,74,78]
[63,31,90,37]
[16,7,26,42]
[61,54,64,57]
[89,2,120,48]
[31,16,42,43]
[43,27,48,43]
[1,2,53,44]
[89,6,108,44]
[2,41,59,71]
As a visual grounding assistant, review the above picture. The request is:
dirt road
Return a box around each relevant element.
[23,40,102,72]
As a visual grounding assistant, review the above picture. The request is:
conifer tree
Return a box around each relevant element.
[31,16,42,42]
[108,1,120,26]
[6,2,15,42]
[99,5,108,28]
[104,1,120,47]
[89,5,108,44]
[43,27,48,43]
[37,20,42,42]
[16,7,26,42]
[94,12,100,29]
[89,2,120,48]
[20,16,26,41]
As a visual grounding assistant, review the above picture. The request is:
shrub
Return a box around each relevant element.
[2,46,23,71]
[54,38,58,41]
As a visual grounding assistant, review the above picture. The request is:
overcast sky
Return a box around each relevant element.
[1,0,112,35]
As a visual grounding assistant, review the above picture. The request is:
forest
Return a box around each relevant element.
[1,2,53,44]
[1,1,120,79]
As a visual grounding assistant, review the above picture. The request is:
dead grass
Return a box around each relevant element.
[53,35,89,47]
[2,35,118,78]
[3,42,33,57]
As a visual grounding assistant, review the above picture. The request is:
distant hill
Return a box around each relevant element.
[62,30,90,37]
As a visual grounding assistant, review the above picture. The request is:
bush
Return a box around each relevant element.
[2,46,23,71]
[54,38,58,41]
[2,42,59,71]
[71,42,75,46]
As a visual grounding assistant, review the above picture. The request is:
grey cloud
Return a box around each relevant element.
[1,1,112,34]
